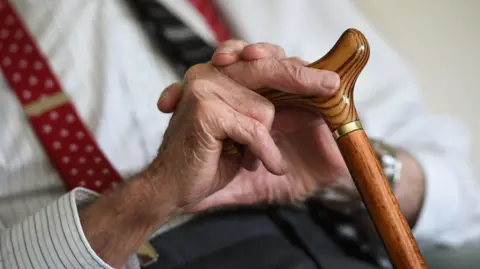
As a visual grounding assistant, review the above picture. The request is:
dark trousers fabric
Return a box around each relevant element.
[145,206,379,269]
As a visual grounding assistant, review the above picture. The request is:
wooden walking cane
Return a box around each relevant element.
[224,28,427,268]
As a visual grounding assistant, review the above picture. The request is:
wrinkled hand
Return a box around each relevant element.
[153,40,353,212]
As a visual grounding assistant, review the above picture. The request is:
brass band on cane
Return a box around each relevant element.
[333,120,363,140]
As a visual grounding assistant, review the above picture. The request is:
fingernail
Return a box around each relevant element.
[252,44,268,54]
[322,72,340,91]
[215,46,236,54]
[158,90,169,105]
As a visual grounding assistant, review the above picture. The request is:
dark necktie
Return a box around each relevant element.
[125,0,219,76]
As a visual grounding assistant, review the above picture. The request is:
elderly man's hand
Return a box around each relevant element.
[151,40,350,212]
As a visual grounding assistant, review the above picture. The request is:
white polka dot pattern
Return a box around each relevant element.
[0,0,122,193]
[0,1,183,269]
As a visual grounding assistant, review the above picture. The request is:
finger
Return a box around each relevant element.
[216,108,285,175]
[202,76,276,131]
[157,82,183,113]
[241,42,286,61]
[184,78,276,130]
[220,57,341,96]
[211,39,249,66]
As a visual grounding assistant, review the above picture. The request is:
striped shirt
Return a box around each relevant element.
[1,0,480,268]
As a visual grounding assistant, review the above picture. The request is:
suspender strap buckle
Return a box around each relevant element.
[23,92,69,117]
[137,242,159,268]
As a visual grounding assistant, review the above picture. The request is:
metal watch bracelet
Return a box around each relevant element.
[370,139,403,188]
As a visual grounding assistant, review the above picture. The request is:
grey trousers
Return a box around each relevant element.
[144,206,379,269]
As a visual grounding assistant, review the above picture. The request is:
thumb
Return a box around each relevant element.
[157,82,183,113]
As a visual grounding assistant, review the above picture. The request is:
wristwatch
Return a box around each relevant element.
[307,138,403,210]
[370,139,403,189]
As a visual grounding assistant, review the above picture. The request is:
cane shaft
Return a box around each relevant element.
[222,28,428,268]
[337,129,426,268]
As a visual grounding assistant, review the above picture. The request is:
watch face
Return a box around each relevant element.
[382,154,398,166]
[370,139,402,186]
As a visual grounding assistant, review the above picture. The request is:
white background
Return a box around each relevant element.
[357,0,480,176]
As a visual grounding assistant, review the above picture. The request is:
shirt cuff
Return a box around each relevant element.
[408,151,461,246]
[1,187,139,269]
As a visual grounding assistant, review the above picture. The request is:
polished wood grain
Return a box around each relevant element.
[338,130,426,268]
[255,28,368,130]
[223,28,369,155]
[223,28,428,268]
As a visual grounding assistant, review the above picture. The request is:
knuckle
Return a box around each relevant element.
[181,81,217,123]
[258,42,286,56]
[252,57,277,73]
[251,120,267,140]
[228,111,242,131]
[221,39,248,48]
[192,97,213,120]
[273,44,286,56]
[183,63,211,81]
[184,79,213,101]
[243,57,279,88]
[286,63,306,84]
[258,98,275,122]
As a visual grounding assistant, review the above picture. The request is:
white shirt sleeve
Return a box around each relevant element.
[0,188,140,269]
[217,0,480,246]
